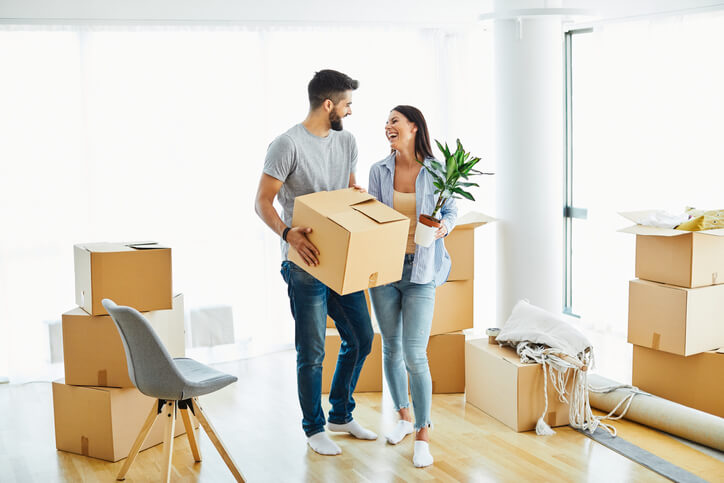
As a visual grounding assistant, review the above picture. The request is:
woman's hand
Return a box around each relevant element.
[434,223,448,239]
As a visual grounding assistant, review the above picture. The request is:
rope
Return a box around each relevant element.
[510,341,644,437]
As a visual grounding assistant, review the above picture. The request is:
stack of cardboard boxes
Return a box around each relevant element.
[53,242,192,461]
[624,228,724,418]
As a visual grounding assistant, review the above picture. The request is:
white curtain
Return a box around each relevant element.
[569,12,724,333]
[0,24,495,382]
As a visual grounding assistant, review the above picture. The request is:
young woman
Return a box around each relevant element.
[368,105,457,468]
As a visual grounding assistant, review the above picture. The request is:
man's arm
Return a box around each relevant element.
[254,173,319,266]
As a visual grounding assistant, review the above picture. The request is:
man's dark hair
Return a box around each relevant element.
[308,69,359,110]
[391,105,434,160]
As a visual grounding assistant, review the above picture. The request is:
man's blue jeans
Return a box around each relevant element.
[281,261,373,437]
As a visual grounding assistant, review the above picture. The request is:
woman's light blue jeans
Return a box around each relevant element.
[369,254,435,430]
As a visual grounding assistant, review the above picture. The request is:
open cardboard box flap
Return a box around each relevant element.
[300,188,374,217]
[76,241,167,252]
[323,189,407,231]
[618,210,724,237]
[351,199,408,224]
[456,211,496,229]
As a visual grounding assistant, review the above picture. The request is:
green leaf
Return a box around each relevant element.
[446,154,455,178]
[453,187,475,201]
[429,159,444,173]
[435,140,450,160]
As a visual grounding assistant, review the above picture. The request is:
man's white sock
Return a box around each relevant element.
[413,440,434,468]
[327,420,377,440]
[307,432,341,455]
[385,420,414,445]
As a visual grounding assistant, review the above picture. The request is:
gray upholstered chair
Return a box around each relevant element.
[102,299,244,482]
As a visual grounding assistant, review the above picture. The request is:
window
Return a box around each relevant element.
[564,13,724,333]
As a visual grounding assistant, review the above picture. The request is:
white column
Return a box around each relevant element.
[494,8,565,323]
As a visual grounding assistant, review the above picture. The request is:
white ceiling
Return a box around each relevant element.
[0,0,721,26]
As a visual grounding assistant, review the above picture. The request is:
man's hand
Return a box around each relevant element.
[288,227,320,266]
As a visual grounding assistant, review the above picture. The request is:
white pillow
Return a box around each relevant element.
[496,300,592,357]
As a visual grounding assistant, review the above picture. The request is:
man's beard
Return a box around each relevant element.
[329,111,344,131]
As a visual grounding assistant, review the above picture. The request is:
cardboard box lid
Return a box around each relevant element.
[618,210,724,237]
[297,188,371,216]
[75,241,169,253]
[303,190,407,232]
[455,211,496,230]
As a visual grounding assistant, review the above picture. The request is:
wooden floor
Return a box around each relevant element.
[1,350,722,482]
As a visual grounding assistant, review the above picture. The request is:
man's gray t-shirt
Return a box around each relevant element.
[263,123,358,260]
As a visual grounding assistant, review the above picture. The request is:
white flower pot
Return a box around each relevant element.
[414,221,437,247]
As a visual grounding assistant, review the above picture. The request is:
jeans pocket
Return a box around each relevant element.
[280,262,290,284]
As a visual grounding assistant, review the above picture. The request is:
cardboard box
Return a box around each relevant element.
[619,211,724,288]
[63,294,186,387]
[632,345,724,418]
[465,338,572,432]
[428,332,465,394]
[52,381,193,462]
[289,188,409,295]
[327,290,372,328]
[628,279,724,356]
[322,328,382,393]
[74,241,173,316]
[430,279,474,336]
[445,212,495,281]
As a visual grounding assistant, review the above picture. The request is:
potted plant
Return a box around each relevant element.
[414,139,492,247]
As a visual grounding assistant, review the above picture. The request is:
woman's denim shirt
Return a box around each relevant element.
[368,153,457,287]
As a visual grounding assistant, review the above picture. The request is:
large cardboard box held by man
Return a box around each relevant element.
[52,381,193,462]
[632,345,724,418]
[628,279,724,356]
[322,328,382,393]
[619,211,724,288]
[74,241,173,315]
[465,338,572,432]
[428,332,466,393]
[63,294,186,387]
[288,188,409,295]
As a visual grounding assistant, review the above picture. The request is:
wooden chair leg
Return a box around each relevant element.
[161,400,177,483]
[191,397,245,482]
[180,405,201,462]
[117,399,162,481]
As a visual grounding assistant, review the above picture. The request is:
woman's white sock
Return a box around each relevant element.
[327,420,378,440]
[413,440,434,468]
[307,432,342,455]
[385,420,414,445]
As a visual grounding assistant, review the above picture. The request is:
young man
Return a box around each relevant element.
[254,70,377,455]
